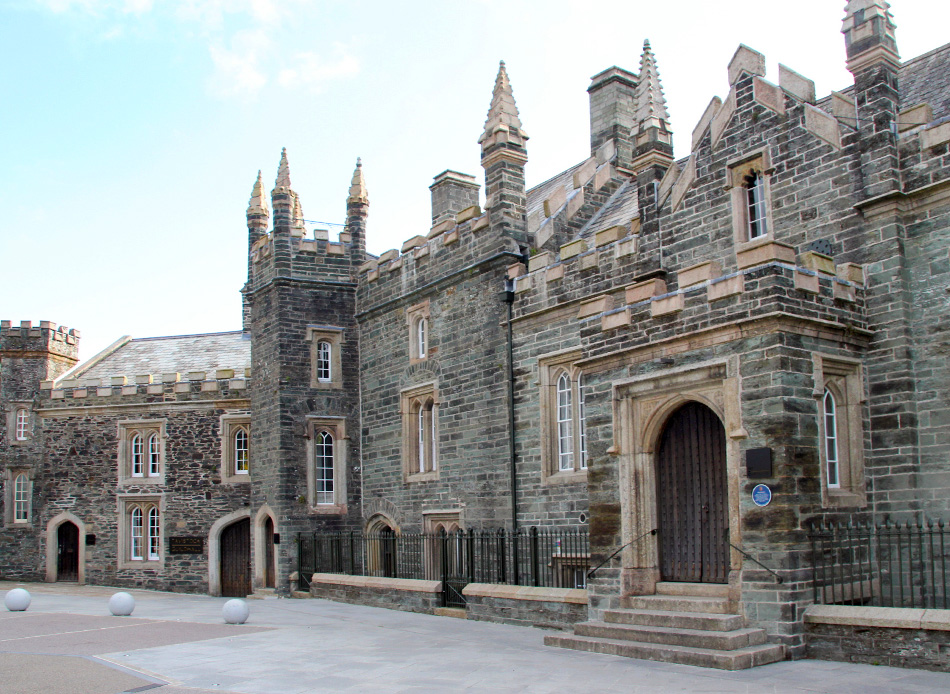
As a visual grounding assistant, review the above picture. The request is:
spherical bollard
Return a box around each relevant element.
[5,588,31,612]
[222,599,249,624]
[109,592,135,616]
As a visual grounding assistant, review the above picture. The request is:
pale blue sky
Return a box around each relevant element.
[2,0,948,362]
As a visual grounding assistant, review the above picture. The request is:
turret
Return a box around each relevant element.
[244,171,270,329]
[270,147,296,276]
[345,157,368,263]
[479,61,529,246]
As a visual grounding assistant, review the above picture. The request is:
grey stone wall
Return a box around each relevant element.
[806,622,950,672]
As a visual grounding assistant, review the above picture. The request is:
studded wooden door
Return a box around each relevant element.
[264,517,276,588]
[656,402,729,583]
[221,518,251,597]
[56,522,79,581]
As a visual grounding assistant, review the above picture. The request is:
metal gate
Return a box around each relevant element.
[440,530,468,608]
[656,401,729,583]
[221,518,251,597]
[57,522,79,581]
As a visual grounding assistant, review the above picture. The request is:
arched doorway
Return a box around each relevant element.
[220,518,251,597]
[57,522,79,581]
[263,516,276,589]
[655,401,729,583]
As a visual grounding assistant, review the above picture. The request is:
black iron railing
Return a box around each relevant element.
[809,519,950,609]
[297,527,590,606]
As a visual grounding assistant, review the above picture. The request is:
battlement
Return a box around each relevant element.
[40,367,251,403]
[0,320,81,362]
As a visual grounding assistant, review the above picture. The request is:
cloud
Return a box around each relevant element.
[277,44,360,92]
[208,28,270,97]
[35,0,152,14]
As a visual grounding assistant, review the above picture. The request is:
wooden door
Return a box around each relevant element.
[57,522,79,581]
[264,517,276,588]
[221,518,251,597]
[656,402,729,583]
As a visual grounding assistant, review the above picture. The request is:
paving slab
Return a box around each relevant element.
[3,581,950,694]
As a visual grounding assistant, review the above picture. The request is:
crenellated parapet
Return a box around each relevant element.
[40,367,251,404]
[0,320,81,360]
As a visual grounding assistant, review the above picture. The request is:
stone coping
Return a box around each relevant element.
[805,604,950,631]
[462,583,587,605]
[311,573,441,593]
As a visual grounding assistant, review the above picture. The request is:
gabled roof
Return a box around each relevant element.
[73,331,250,380]
[900,42,950,119]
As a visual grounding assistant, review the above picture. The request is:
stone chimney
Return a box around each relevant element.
[588,66,638,169]
[430,170,480,226]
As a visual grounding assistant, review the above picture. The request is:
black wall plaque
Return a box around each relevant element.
[746,447,773,479]
[169,536,205,554]
[273,533,280,545]
[85,534,96,546]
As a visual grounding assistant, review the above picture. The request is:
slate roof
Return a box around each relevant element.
[578,179,639,237]
[900,42,950,120]
[75,331,251,379]
[526,162,583,220]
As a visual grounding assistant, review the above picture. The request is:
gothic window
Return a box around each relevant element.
[148,507,161,560]
[15,408,30,441]
[307,327,343,388]
[727,149,774,246]
[119,496,162,567]
[406,300,431,364]
[744,171,768,239]
[814,355,866,507]
[130,507,144,560]
[316,340,332,383]
[118,420,165,484]
[315,431,334,505]
[220,414,251,483]
[14,473,30,523]
[306,417,347,513]
[539,351,588,483]
[401,383,438,481]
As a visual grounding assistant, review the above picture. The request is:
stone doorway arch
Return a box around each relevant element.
[45,512,86,584]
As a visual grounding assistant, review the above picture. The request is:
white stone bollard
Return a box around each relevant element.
[109,592,135,616]
[5,588,31,612]
[222,599,249,624]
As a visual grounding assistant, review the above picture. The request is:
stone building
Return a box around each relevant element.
[2,0,949,668]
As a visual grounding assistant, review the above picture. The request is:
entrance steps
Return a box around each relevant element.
[246,588,279,600]
[544,583,785,670]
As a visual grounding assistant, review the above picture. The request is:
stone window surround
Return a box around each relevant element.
[726,147,776,250]
[306,325,344,389]
[401,381,439,482]
[423,509,463,576]
[6,402,33,446]
[406,300,431,364]
[539,349,588,485]
[305,416,347,514]
[117,493,165,570]
[220,413,251,484]
[2,467,33,527]
[117,419,167,486]
[813,354,867,508]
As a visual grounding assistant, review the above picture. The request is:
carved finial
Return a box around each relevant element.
[479,60,528,149]
[292,192,305,228]
[275,147,292,189]
[842,0,899,72]
[635,39,671,134]
[247,170,269,218]
[348,157,369,204]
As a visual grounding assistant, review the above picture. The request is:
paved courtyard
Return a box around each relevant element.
[1,581,949,693]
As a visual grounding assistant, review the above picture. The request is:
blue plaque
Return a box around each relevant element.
[752,484,772,507]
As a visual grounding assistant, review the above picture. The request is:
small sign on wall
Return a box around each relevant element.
[169,537,205,554]
[745,447,772,478]
[752,484,772,507]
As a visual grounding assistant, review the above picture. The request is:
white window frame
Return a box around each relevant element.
[814,354,866,508]
[306,326,344,389]
[6,403,32,446]
[14,473,30,523]
[118,495,164,569]
[220,413,251,484]
[15,408,30,441]
[117,420,166,485]
[315,430,335,505]
[401,381,439,482]
[823,388,840,489]
[306,417,348,514]
[406,300,431,364]
[3,469,33,527]
[726,148,775,248]
[539,350,588,484]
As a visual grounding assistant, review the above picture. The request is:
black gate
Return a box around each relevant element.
[656,402,729,583]
[440,529,468,608]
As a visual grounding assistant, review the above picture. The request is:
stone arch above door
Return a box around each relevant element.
[45,512,86,584]
[208,508,251,596]
[253,505,277,590]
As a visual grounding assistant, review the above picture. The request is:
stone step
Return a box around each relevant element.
[604,608,746,631]
[655,582,729,598]
[246,588,279,600]
[622,594,732,614]
[544,634,785,671]
[575,620,767,651]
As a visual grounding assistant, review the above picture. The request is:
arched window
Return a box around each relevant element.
[148,507,161,560]
[315,431,334,504]
[15,408,29,441]
[579,375,588,470]
[556,372,574,471]
[130,507,144,559]
[416,317,428,360]
[823,388,840,488]
[416,398,436,473]
[316,340,332,383]
[131,434,144,477]
[745,171,768,239]
[147,433,161,476]
[234,427,249,474]
[14,473,29,522]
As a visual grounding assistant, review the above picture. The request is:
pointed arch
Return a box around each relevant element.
[45,512,87,584]
[208,508,252,596]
